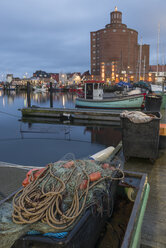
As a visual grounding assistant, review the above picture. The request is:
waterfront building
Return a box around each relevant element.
[149,65,166,83]
[90,7,150,83]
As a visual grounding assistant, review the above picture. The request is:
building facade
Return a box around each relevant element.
[90,7,150,83]
[149,65,166,83]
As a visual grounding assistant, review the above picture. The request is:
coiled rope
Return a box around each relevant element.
[12,161,124,230]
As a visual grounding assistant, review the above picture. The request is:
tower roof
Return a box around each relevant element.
[115,6,118,12]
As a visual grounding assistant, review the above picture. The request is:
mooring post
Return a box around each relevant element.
[27,81,31,107]
[50,82,53,108]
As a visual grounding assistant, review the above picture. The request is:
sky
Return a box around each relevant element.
[0,0,166,78]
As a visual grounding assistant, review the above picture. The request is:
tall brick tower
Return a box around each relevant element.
[90,7,150,82]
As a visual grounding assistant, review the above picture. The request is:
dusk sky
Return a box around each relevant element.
[0,0,166,78]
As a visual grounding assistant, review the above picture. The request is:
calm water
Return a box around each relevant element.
[0,90,122,167]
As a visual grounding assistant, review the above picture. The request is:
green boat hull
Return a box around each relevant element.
[75,95,144,109]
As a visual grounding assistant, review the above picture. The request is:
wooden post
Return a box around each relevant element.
[50,82,53,108]
[27,81,31,107]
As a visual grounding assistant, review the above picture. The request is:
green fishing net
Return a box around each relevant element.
[0,159,123,248]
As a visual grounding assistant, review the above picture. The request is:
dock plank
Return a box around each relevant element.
[20,107,121,123]
[125,152,166,248]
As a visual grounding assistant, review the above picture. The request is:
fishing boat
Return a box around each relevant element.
[151,84,166,93]
[33,84,48,93]
[75,81,144,109]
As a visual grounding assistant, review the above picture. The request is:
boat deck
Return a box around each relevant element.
[0,149,166,248]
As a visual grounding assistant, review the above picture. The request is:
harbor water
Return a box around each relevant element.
[1,90,166,247]
[0,90,122,166]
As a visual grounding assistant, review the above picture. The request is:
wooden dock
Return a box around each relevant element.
[125,152,166,248]
[20,107,121,125]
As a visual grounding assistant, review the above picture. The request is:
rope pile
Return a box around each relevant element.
[12,160,124,231]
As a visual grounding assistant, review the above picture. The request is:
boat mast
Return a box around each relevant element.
[143,56,146,81]
[157,23,160,80]
[138,37,142,81]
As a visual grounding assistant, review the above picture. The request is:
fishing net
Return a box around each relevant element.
[0,159,124,248]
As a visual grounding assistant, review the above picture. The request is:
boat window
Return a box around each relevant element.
[94,83,98,89]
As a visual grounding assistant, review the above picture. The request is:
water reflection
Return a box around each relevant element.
[0,91,111,166]
[1,90,77,109]
[0,90,166,166]
[84,126,121,147]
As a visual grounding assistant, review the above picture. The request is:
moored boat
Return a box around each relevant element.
[75,81,144,109]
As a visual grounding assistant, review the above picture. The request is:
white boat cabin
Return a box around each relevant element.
[84,81,104,100]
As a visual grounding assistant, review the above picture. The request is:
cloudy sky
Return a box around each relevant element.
[0,0,165,78]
